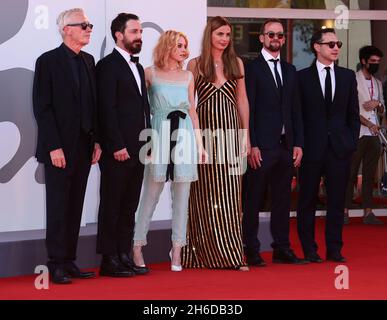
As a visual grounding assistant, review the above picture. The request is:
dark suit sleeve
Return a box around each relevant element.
[87,54,100,145]
[245,61,258,147]
[291,69,304,148]
[97,60,125,154]
[138,64,151,128]
[33,55,62,152]
[347,71,360,144]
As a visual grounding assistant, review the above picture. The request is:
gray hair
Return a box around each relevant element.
[57,8,84,37]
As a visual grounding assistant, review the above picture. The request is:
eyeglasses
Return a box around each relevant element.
[318,41,343,49]
[66,22,94,30]
[263,31,285,39]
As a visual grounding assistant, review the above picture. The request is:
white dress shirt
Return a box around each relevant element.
[363,79,378,134]
[356,70,384,137]
[316,60,335,101]
[261,48,283,86]
[115,45,142,95]
[261,48,285,134]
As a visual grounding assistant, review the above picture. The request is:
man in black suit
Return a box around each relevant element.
[96,13,151,277]
[297,28,360,263]
[33,8,101,284]
[243,19,305,266]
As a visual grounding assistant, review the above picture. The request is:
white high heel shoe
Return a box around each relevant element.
[169,250,182,272]
[133,246,146,268]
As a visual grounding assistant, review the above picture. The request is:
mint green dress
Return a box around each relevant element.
[133,67,198,248]
[147,67,198,182]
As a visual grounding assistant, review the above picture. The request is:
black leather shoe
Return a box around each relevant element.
[119,253,149,275]
[100,255,135,277]
[47,261,72,284]
[304,252,323,263]
[326,252,347,263]
[65,262,96,279]
[50,267,72,284]
[272,249,309,264]
[246,253,266,267]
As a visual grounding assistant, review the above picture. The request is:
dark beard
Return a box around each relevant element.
[267,42,281,52]
[124,39,142,54]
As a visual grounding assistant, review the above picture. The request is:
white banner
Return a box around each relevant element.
[0,0,206,232]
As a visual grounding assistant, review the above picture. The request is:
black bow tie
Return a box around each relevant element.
[130,55,139,64]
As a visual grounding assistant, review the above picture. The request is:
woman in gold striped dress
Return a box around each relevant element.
[181,16,251,270]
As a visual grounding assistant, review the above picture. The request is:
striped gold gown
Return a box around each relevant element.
[181,75,247,269]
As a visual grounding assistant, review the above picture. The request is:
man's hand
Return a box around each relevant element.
[50,148,66,169]
[363,100,379,112]
[91,143,102,164]
[369,124,380,135]
[114,148,130,162]
[247,147,262,169]
[199,147,209,164]
[293,146,303,168]
[241,136,251,157]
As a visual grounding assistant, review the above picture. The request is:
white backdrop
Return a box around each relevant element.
[0,0,207,232]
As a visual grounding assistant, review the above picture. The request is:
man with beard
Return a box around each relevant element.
[96,13,151,277]
[344,46,385,225]
[243,19,305,266]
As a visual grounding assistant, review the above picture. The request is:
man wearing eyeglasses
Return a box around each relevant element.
[297,28,360,263]
[243,19,305,266]
[33,8,101,284]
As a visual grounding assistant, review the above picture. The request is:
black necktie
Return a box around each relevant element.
[269,59,283,96]
[130,55,139,63]
[324,66,332,110]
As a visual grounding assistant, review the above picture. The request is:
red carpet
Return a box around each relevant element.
[1,217,387,300]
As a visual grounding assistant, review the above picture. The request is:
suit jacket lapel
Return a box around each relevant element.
[280,60,288,98]
[332,64,342,111]
[137,63,147,100]
[80,52,97,104]
[112,49,142,97]
[311,63,326,103]
[309,63,330,117]
[258,54,280,99]
[137,63,151,127]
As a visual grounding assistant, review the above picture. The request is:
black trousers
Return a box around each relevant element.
[297,146,351,255]
[45,132,92,264]
[345,136,381,209]
[242,141,293,254]
[97,154,144,255]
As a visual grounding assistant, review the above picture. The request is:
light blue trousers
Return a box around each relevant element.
[133,169,191,248]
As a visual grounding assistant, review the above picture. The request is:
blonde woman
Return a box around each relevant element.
[181,16,250,271]
[132,30,206,272]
